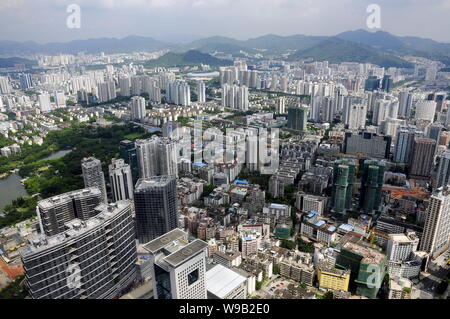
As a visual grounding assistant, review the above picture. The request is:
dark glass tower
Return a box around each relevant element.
[331,159,356,215]
[119,140,139,184]
[134,176,178,243]
[287,105,309,132]
[359,159,386,215]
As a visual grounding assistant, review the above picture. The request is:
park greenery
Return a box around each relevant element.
[0,122,152,228]
[0,275,27,299]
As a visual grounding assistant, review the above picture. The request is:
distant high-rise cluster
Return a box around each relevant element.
[221,84,249,110]
[166,80,191,106]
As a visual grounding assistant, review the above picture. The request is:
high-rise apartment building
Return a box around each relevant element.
[409,138,436,179]
[414,100,437,122]
[81,157,108,203]
[197,81,206,103]
[134,176,178,243]
[287,105,309,132]
[436,149,450,189]
[419,187,450,258]
[21,201,137,299]
[109,158,134,202]
[393,126,424,163]
[97,81,116,103]
[131,96,146,121]
[36,187,102,236]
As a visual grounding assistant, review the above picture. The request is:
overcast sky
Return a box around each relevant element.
[1,0,450,43]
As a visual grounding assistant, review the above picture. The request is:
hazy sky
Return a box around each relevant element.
[1,0,450,43]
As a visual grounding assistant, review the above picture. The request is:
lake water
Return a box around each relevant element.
[0,149,72,215]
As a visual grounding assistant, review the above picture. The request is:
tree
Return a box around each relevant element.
[280,239,296,250]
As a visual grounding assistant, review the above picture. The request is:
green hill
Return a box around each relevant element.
[143,50,232,68]
[288,38,413,68]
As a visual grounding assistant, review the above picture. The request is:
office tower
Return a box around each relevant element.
[414,100,437,122]
[19,73,33,90]
[38,92,51,112]
[427,124,443,142]
[344,132,391,159]
[97,81,116,103]
[331,159,356,214]
[386,234,419,262]
[359,160,386,215]
[54,91,66,108]
[131,96,146,121]
[287,105,309,132]
[134,176,178,243]
[398,91,413,119]
[381,75,393,92]
[109,158,134,202]
[276,97,286,114]
[119,140,139,184]
[436,150,450,189]
[393,126,424,163]
[409,138,436,179]
[36,187,102,236]
[0,76,11,94]
[119,76,131,97]
[21,201,137,299]
[81,157,108,203]
[364,76,380,91]
[419,187,450,258]
[143,228,208,299]
[197,81,206,103]
[343,103,367,130]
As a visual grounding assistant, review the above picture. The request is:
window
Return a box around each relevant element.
[188,269,199,286]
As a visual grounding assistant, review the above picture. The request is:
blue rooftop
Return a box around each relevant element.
[234,180,249,184]
[338,224,354,232]
[306,211,317,218]
[315,220,326,227]
[193,162,207,167]
[327,226,336,232]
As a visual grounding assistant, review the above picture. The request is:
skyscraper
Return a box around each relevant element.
[109,158,134,202]
[97,81,116,103]
[131,96,146,121]
[19,73,33,90]
[0,76,11,94]
[331,159,356,214]
[21,201,137,299]
[287,105,309,132]
[134,176,178,243]
[119,140,139,184]
[38,92,51,112]
[436,149,450,189]
[398,91,413,119]
[419,187,450,258]
[36,187,102,236]
[222,84,248,110]
[135,136,179,179]
[409,138,436,179]
[393,126,424,164]
[359,160,386,215]
[414,100,437,122]
[143,228,208,299]
[81,157,108,203]
[119,76,131,97]
[197,81,206,103]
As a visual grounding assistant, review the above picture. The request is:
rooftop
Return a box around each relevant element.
[206,264,247,299]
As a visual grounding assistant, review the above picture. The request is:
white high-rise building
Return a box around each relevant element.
[386,233,419,262]
[131,96,146,121]
[144,228,208,299]
[415,100,437,122]
[222,84,248,110]
[81,157,108,203]
[276,97,286,114]
[197,81,206,103]
[343,103,367,130]
[0,76,11,94]
[97,81,116,103]
[119,77,131,97]
[166,81,191,106]
[54,91,66,108]
[419,187,450,258]
[109,158,134,202]
[38,92,51,112]
[135,136,179,179]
